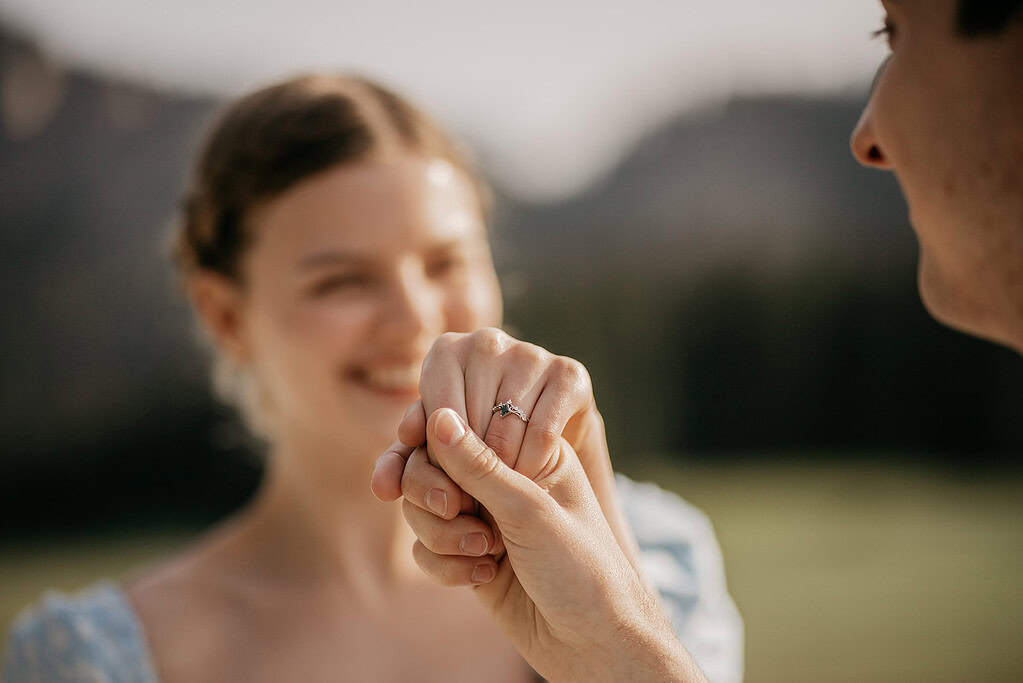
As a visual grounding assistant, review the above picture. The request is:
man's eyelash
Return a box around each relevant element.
[872,19,896,40]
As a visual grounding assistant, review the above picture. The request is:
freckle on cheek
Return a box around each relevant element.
[943,178,957,197]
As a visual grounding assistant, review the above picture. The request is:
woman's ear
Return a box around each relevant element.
[188,272,251,364]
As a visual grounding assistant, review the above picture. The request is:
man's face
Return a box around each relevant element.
[851,0,1023,349]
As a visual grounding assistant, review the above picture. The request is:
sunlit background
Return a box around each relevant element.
[2,1,1022,681]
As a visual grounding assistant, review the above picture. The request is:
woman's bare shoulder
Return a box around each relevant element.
[124,520,261,681]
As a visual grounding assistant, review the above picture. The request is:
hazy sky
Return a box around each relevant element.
[0,0,888,200]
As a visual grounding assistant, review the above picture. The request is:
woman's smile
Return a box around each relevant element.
[347,359,423,400]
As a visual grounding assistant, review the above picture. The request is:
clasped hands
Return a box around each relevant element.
[371,328,705,683]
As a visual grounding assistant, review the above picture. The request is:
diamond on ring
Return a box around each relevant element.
[493,400,529,422]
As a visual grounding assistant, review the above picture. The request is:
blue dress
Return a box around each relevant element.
[3,477,744,683]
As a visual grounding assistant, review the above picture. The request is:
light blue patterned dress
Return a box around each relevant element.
[3,477,743,683]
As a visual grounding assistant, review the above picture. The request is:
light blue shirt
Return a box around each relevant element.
[3,477,743,682]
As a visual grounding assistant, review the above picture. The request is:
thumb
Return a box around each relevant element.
[427,408,538,521]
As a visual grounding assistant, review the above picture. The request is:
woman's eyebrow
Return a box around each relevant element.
[425,238,472,253]
[295,250,368,270]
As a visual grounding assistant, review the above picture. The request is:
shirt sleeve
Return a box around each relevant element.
[616,474,745,683]
[2,583,158,683]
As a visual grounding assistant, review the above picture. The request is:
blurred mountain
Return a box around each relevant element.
[1,27,215,457]
[1,25,1020,534]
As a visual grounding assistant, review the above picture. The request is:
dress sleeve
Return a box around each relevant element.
[616,474,745,683]
[2,583,158,683]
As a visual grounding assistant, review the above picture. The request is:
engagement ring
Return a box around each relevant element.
[493,400,529,422]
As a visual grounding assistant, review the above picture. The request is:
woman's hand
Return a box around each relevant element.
[399,408,706,682]
[371,328,645,578]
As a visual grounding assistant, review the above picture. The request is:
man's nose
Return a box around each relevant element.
[850,103,893,171]
[850,57,894,171]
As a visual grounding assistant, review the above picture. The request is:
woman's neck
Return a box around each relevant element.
[228,431,422,606]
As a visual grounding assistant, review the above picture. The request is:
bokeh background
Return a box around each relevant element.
[2,1,1022,681]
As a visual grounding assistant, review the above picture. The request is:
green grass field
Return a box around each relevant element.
[3,460,1022,682]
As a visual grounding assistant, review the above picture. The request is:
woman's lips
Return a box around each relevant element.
[349,362,421,397]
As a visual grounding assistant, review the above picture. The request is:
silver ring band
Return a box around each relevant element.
[493,400,529,422]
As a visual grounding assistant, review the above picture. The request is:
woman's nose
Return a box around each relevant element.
[382,266,440,339]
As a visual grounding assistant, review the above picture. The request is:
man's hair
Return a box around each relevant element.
[957,0,1023,36]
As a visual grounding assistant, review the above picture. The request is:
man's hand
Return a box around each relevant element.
[405,407,706,682]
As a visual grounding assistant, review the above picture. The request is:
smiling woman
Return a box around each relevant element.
[174,75,501,446]
[2,73,742,682]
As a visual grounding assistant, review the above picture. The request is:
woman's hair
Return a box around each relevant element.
[174,73,487,283]
[172,74,488,437]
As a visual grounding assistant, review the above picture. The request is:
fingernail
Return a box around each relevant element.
[435,408,465,446]
[425,488,448,517]
[402,402,418,420]
[460,533,489,557]
[471,563,495,584]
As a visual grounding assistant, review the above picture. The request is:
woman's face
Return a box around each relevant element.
[234,155,502,454]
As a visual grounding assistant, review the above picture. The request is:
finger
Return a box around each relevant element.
[425,408,545,523]
[517,358,592,481]
[418,333,469,465]
[483,374,545,473]
[397,400,427,448]
[477,505,506,560]
[401,446,474,519]
[411,540,500,587]
[462,328,514,438]
[403,499,504,557]
[370,440,415,502]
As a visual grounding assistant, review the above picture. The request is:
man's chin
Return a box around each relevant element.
[917,259,1018,351]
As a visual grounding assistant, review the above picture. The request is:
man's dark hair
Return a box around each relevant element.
[958,0,1023,36]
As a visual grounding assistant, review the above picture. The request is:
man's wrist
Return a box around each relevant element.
[580,572,707,683]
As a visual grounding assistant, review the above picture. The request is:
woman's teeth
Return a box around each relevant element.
[363,365,420,390]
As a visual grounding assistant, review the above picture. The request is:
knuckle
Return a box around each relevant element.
[399,456,425,495]
[484,428,517,462]
[507,486,554,526]
[428,332,466,361]
[472,327,509,356]
[412,540,443,578]
[508,341,545,366]
[436,331,466,348]
[465,444,503,481]
[551,357,593,402]
[435,556,466,587]
[555,356,590,388]
[532,423,561,457]
[422,519,445,550]
[404,504,443,550]
[441,565,466,587]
